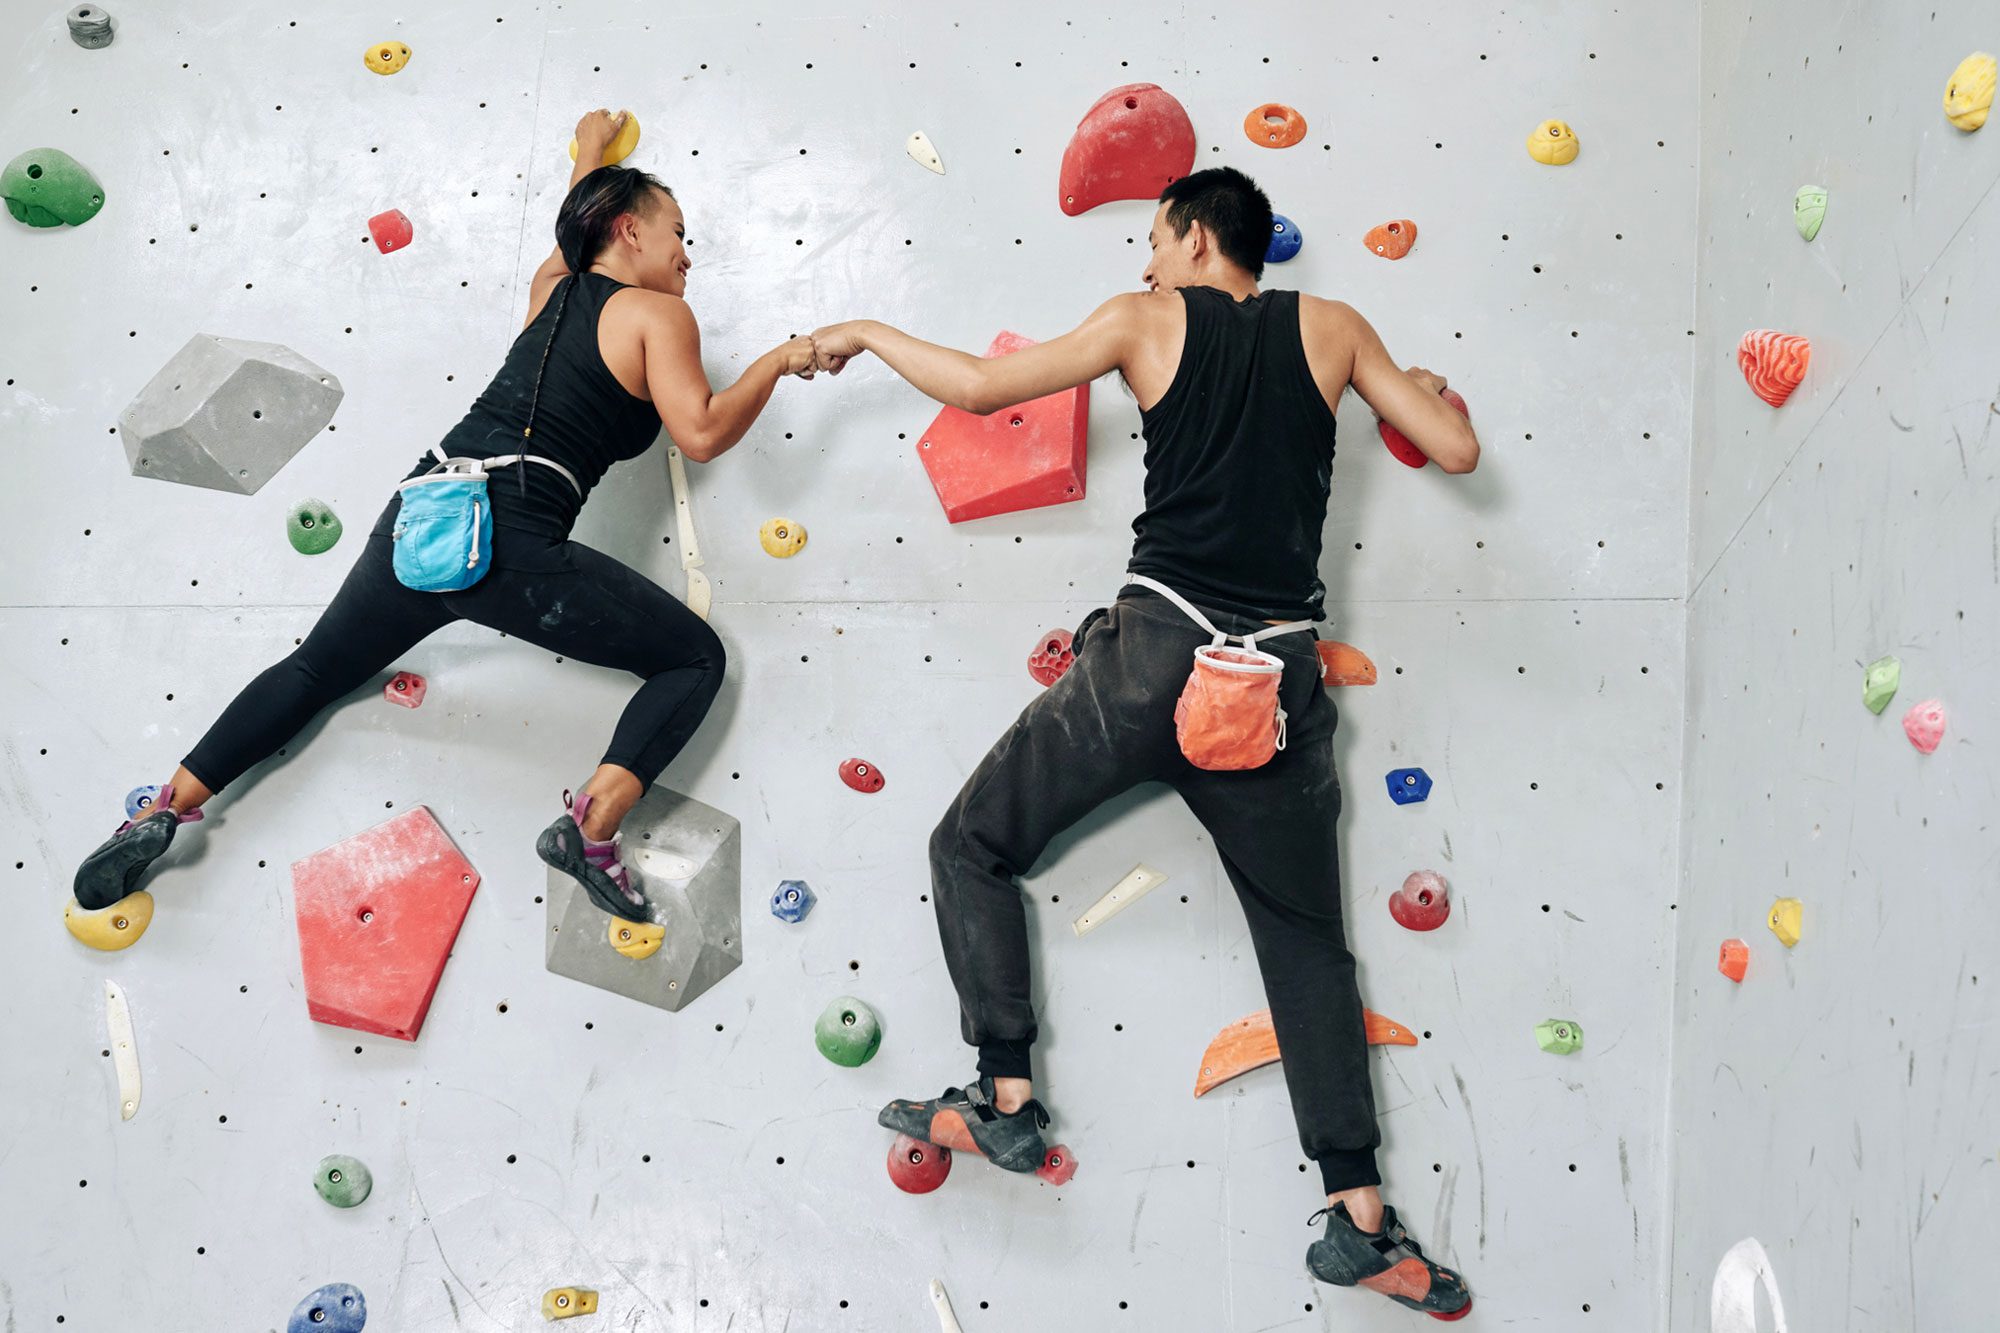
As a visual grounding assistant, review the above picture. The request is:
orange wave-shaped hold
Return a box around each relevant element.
[1737,330,1810,407]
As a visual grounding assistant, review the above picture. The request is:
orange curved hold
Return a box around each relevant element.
[1244,103,1308,149]
[1316,640,1377,687]
[1363,218,1417,260]
[1194,1006,1416,1098]
[1736,330,1810,407]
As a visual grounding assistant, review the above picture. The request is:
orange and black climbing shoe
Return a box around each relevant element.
[878,1074,1051,1173]
[1305,1200,1472,1321]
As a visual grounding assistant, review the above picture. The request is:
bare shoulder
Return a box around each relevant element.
[1294,294,1362,404]
[607,286,698,340]
[1296,293,1363,335]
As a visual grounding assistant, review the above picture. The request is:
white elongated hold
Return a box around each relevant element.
[929,1278,964,1333]
[906,131,945,175]
[665,445,711,620]
[105,980,140,1121]
[1711,1237,1788,1333]
[1072,864,1169,936]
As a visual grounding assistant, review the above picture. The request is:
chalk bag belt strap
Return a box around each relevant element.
[423,447,584,499]
[1123,573,1315,649]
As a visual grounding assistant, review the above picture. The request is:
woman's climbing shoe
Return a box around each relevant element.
[535,789,650,920]
[878,1075,1052,1174]
[1306,1201,1472,1320]
[72,783,203,912]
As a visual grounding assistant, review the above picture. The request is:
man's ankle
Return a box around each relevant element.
[991,1075,1033,1114]
[1327,1185,1383,1233]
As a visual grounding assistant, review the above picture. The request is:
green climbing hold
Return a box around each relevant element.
[288,499,343,555]
[313,1154,372,1208]
[814,996,882,1067]
[1535,1019,1583,1055]
[2,148,104,228]
[1793,185,1826,242]
[1862,654,1901,715]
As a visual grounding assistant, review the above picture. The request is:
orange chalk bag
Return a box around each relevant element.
[1127,575,1315,771]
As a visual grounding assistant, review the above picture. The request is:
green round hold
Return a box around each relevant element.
[814,996,882,1068]
[313,1154,372,1208]
[1,148,105,228]
[1794,185,1827,242]
[288,499,343,554]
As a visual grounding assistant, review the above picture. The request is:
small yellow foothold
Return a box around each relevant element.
[759,516,808,558]
[1943,52,1996,131]
[1767,897,1803,949]
[608,917,664,960]
[1526,119,1580,165]
[363,41,411,76]
[541,1287,599,1320]
[64,892,155,952]
[570,112,642,166]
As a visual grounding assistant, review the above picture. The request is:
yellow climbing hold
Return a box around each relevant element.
[363,41,411,76]
[541,1287,599,1320]
[1943,52,1996,131]
[759,517,808,558]
[608,917,664,960]
[570,112,642,166]
[1767,897,1803,949]
[1526,119,1580,165]
[64,891,155,951]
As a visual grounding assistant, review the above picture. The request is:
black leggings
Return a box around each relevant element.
[182,521,724,794]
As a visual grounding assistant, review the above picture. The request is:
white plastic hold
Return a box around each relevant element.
[105,980,140,1121]
[928,1279,964,1333]
[1072,864,1169,936]
[906,131,945,175]
[1711,1237,1788,1333]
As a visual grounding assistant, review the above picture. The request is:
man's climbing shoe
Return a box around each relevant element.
[535,789,650,920]
[878,1074,1051,1174]
[72,783,203,912]
[1305,1201,1472,1321]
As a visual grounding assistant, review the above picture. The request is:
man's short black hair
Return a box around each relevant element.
[1158,167,1274,279]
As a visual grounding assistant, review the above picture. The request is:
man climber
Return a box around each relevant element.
[806,166,1479,1318]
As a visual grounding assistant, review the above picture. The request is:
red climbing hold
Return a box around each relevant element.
[368,209,412,254]
[917,332,1088,523]
[1389,870,1451,931]
[1035,1143,1079,1186]
[1027,628,1075,687]
[1736,330,1810,407]
[383,671,426,708]
[1058,83,1196,217]
[887,1133,952,1194]
[1379,389,1467,469]
[840,757,886,794]
[290,807,479,1042]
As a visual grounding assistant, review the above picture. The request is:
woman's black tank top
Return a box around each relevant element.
[1129,286,1338,622]
[387,271,662,539]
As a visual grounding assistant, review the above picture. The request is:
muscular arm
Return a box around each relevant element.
[848,293,1142,414]
[1334,301,1481,474]
[522,147,607,321]
[639,295,792,463]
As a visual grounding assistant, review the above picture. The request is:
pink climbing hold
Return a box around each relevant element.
[1389,870,1451,931]
[1027,628,1075,687]
[368,208,413,254]
[1736,330,1810,407]
[1379,389,1467,469]
[1058,83,1197,217]
[384,671,426,708]
[840,757,886,794]
[1902,699,1946,753]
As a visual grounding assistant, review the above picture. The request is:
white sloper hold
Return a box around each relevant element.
[1711,1237,1788,1333]
[906,131,945,175]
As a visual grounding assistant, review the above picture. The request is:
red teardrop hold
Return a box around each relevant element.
[1035,1143,1078,1186]
[1389,870,1451,931]
[1058,83,1197,217]
[1379,389,1468,469]
[887,1134,952,1194]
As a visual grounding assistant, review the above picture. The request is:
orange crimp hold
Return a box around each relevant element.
[1316,640,1378,687]
[1194,1007,1416,1098]
[1363,219,1417,260]
[1718,938,1748,982]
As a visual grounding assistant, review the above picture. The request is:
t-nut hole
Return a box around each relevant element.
[1124,97,1138,109]
[26,164,43,179]
[357,906,374,924]
[841,1010,857,1026]
[113,915,130,930]
[1009,415,1024,427]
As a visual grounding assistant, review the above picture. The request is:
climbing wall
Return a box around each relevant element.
[0,3,1701,1329]
[1671,4,2000,1331]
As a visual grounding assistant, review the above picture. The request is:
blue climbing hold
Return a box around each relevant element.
[287,1283,367,1333]
[1385,768,1433,805]
[771,878,817,924]
[124,784,161,821]
[1265,213,1302,264]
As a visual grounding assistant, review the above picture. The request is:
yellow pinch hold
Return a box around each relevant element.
[759,516,808,558]
[1943,52,1996,131]
[570,112,642,166]
[541,1287,599,1320]
[64,891,155,952]
[1526,118,1580,165]
[1767,897,1803,949]
[363,41,411,75]
[608,917,664,960]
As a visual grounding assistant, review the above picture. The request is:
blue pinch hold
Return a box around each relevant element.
[771,878,817,924]
[1385,768,1433,805]
[287,1282,367,1333]
[1265,213,1303,264]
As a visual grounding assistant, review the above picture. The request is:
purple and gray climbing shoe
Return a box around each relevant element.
[535,789,650,920]
[73,783,205,911]
[1305,1200,1472,1320]
[878,1074,1052,1173]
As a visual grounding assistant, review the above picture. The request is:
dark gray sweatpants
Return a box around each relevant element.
[927,584,1381,1193]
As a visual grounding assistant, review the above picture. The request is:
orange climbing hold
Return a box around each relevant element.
[1736,331,1810,408]
[1243,103,1308,149]
[1718,939,1749,982]
[1316,640,1377,687]
[1058,84,1196,216]
[1193,1006,1416,1098]
[1363,219,1418,260]
[917,332,1088,523]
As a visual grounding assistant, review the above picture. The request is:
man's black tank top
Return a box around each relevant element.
[384,271,661,539]
[1129,286,1338,622]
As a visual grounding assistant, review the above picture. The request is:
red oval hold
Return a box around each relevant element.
[1379,389,1467,469]
[1389,870,1450,931]
[840,757,885,794]
[1035,1143,1078,1186]
[1027,628,1075,687]
[887,1134,951,1194]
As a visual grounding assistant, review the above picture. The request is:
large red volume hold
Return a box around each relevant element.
[917,332,1089,523]
[290,806,479,1042]
[1058,83,1197,216]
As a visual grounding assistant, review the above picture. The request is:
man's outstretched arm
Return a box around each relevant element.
[810,294,1141,414]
